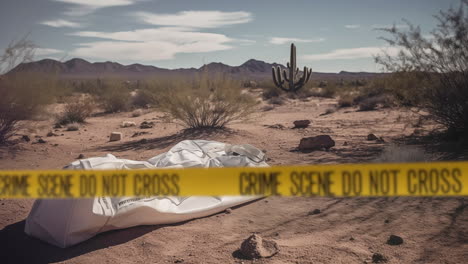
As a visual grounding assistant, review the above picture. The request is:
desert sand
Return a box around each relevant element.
[0,91,467,263]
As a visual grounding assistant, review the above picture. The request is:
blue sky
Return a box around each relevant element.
[0,0,460,72]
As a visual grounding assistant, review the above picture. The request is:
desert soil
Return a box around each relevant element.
[0,92,467,263]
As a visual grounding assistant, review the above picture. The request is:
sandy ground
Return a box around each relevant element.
[0,92,467,263]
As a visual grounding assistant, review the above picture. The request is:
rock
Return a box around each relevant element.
[298,135,335,151]
[308,209,321,215]
[367,133,378,141]
[22,135,30,142]
[121,121,136,128]
[46,131,58,137]
[349,237,355,241]
[386,235,403,245]
[139,138,148,144]
[240,234,279,259]
[77,154,85,159]
[266,124,285,129]
[293,120,311,129]
[109,132,122,142]
[372,253,388,263]
[53,123,62,129]
[225,208,232,214]
[384,219,390,224]
[377,137,385,143]
[132,131,149,137]
[140,121,154,129]
[37,138,46,144]
[343,141,348,146]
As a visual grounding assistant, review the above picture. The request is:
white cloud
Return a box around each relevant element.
[40,19,81,28]
[35,48,64,56]
[133,11,252,28]
[345,24,360,29]
[53,0,141,16]
[302,46,401,61]
[69,27,234,61]
[269,37,325,45]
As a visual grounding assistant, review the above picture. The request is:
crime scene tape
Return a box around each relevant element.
[0,161,467,198]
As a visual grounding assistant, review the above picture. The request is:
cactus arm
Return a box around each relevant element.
[282,69,290,83]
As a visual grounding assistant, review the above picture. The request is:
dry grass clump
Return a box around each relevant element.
[158,74,257,129]
[55,96,94,125]
[338,95,355,108]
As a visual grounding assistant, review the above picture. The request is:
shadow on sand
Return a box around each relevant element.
[0,198,261,264]
[96,127,237,152]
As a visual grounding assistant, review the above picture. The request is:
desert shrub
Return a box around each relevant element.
[376,0,468,137]
[338,95,355,108]
[358,97,379,111]
[94,79,130,113]
[131,89,157,108]
[131,109,143,117]
[0,73,57,143]
[159,74,257,129]
[262,86,282,100]
[56,97,94,125]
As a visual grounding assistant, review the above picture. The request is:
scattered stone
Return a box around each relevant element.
[298,135,335,151]
[77,154,85,159]
[53,123,62,129]
[109,132,123,142]
[308,209,321,215]
[37,138,46,144]
[384,219,390,224]
[132,131,150,137]
[174,259,184,263]
[225,208,232,214]
[121,121,136,128]
[377,137,385,143]
[372,253,388,263]
[239,234,279,259]
[66,124,79,131]
[343,141,348,146]
[53,144,59,147]
[266,124,286,129]
[367,134,378,141]
[22,135,30,142]
[140,121,154,129]
[350,237,355,241]
[46,131,58,137]
[293,120,311,129]
[387,235,403,245]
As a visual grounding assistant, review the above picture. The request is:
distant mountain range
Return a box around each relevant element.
[9,58,385,81]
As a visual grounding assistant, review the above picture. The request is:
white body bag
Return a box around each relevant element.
[25,140,268,248]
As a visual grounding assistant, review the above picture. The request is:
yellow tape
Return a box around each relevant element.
[0,162,467,198]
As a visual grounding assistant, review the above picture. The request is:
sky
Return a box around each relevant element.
[0,0,461,72]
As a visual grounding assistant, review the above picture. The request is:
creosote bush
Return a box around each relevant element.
[158,74,257,129]
[56,97,94,125]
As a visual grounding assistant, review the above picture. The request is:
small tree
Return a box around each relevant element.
[376,0,468,137]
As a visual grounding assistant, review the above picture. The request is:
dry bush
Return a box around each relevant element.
[56,97,94,125]
[338,95,355,108]
[358,97,379,111]
[95,79,131,113]
[131,89,157,108]
[159,74,257,129]
[0,73,57,143]
[262,86,282,100]
[376,0,468,137]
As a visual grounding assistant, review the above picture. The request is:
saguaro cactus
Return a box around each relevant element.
[272,43,312,92]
